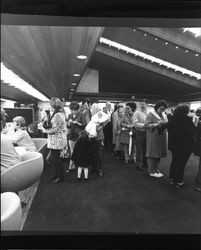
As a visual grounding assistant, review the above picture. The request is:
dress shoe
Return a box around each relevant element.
[51,177,62,184]
[156,172,164,177]
[194,186,201,192]
[149,173,163,178]
[21,201,27,208]
[98,171,103,178]
[136,165,145,171]
[175,182,184,188]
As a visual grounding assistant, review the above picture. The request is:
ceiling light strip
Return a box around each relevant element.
[99,37,201,80]
[1,63,49,101]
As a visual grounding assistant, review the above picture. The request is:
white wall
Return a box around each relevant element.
[37,101,51,110]
[1,100,16,108]
[76,68,99,93]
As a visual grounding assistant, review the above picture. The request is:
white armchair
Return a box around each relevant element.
[1,192,22,231]
[1,152,44,193]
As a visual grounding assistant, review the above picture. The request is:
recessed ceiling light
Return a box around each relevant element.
[175,46,178,49]
[77,55,87,59]
[70,89,74,91]
[73,74,80,77]
[144,34,147,36]
[155,38,158,40]
[133,29,136,31]
[72,83,77,86]
[165,42,168,45]
[195,54,199,56]
[185,50,189,53]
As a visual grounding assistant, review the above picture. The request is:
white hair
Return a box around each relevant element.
[91,103,101,116]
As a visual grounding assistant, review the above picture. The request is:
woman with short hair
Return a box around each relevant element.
[12,116,37,152]
[168,104,197,187]
[42,97,67,183]
[119,102,137,164]
[1,109,20,174]
[145,100,168,178]
[67,101,86,171]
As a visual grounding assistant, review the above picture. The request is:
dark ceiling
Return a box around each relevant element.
[89,51,200,97]
[102,27,201,73]
[1,0,201,18]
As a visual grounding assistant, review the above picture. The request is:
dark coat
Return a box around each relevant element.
[194,119,201,157]
[71,138,93,167]
[168,114,197,153]
[67,111,86,141]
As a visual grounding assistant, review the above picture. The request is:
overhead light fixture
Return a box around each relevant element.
[1,63,49,101]
[165,42,168,45]
[144,34,147,36]
[175,46,178,49]
[99,37,201,80]
[1,98,15,102]
[182,28,201,37]
[133,29,136,31]
[70,88,75,91]
[77,55,87,59]
[155,38,158,40]
[72,83,77,86]
[185,50,189,53]
[73,74,80,77]
[195,54,199,56]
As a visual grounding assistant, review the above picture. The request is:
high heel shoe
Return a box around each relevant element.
[51,177,63,184]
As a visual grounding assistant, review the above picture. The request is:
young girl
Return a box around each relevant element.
[71,130,93,181]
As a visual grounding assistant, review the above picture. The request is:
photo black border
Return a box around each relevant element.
[1,1,201,249]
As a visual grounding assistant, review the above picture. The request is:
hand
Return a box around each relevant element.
[37,123,43,130]
[157,121,163,127]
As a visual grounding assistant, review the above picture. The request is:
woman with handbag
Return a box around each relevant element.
[41,97,67,184]
[66,101,86,171]
[119,102,137,165]
[145,100,168,178]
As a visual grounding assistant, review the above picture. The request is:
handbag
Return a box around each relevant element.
[42,110,59,129]
[60,139,71,160]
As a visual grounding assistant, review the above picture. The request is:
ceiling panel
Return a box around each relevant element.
[102,27,201,73]
[1,25,104,101]
[89,51,200,97]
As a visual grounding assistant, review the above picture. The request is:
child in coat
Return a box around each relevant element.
[71,130,93,181]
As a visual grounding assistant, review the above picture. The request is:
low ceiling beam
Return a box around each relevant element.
[137,27,201,53]
[96,44,201,89]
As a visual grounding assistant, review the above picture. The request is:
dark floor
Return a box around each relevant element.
[23,149,201,233]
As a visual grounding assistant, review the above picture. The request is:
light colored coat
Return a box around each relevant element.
[43,112,67,150]
[113,115,123,150]
[145,110,168,158]
[133,110,147,132]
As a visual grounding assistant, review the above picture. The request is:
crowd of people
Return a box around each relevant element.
[1,97,201,192]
